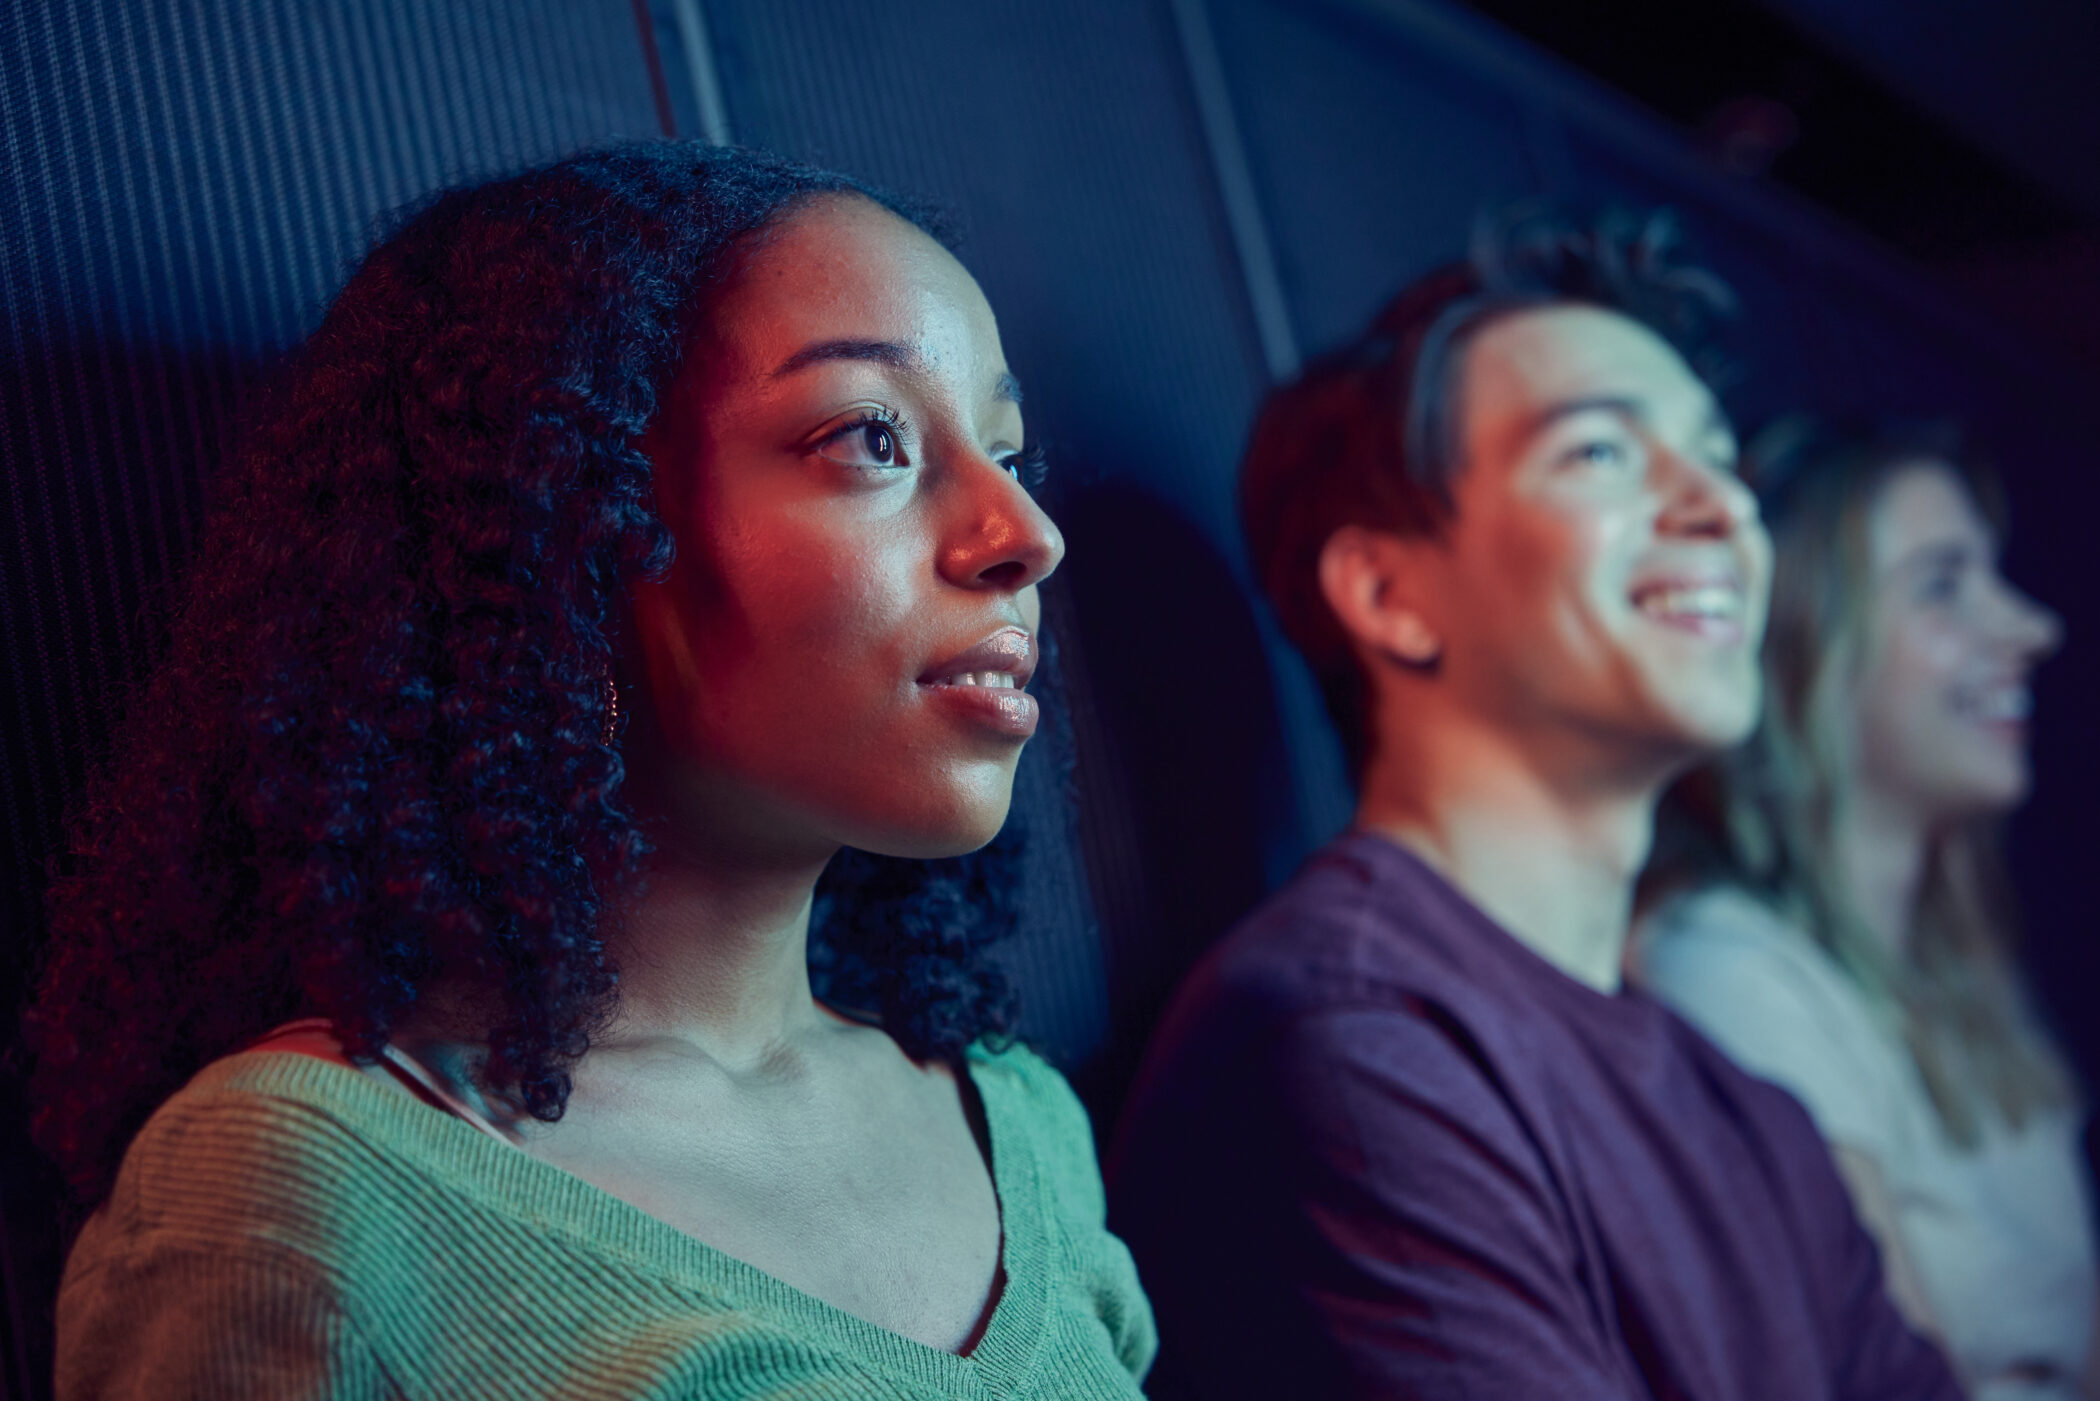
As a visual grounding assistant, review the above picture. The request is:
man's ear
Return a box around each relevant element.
[1317,525,1443,667]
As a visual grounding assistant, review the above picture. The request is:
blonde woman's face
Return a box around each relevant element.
[1852,464,2061,822]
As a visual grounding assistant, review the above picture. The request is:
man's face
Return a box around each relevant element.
[1422,304,1770,769]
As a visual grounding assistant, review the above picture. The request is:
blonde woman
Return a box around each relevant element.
[1638,419,2090,1400]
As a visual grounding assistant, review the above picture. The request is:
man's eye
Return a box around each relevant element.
[1565,439,1629,468]
[1703,438,1742,475]
[817,418,906,469]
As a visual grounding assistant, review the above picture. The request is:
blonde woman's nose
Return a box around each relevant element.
[1999,578,2063,660]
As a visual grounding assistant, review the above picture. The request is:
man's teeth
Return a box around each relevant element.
[938,671,1018,689]
[1635,585,1741,620]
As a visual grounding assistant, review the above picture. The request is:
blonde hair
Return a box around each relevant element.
[1652,419,2070,1146]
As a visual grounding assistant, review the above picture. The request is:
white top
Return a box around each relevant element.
[1638,887,2095,1401]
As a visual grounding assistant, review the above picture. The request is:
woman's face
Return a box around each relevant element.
[631,194,1063,862]
[1850,463,2060,824]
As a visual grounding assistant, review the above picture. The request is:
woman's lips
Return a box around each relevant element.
[921,680,1039,738]
[1953,680,2034,738]
[918,627,1039,738]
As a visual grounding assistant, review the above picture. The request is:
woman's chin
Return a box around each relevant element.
[1949,770,2031,822]
[866,816,1013,862]
[836,787,1017,862]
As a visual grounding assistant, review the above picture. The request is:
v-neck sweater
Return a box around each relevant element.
[57,1043,1154,1400]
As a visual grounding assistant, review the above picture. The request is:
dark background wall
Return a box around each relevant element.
[4,2,2093,1395]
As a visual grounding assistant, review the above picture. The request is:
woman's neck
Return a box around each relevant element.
[604,838,837,1070]
[1833,787,1930,959]
[600,739,850,1068]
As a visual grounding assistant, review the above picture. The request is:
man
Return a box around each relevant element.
[1108,213,1962,1400]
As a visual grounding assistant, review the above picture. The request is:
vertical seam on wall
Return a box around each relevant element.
[1166,0,1300,383]
[665,0,732,147]
[630,0,677,138]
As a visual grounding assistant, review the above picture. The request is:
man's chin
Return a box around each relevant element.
[1661,702,1759,758]
[1609,697,1758,779]
[1642,669,1761,751]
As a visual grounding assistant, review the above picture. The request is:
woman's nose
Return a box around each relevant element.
[942,457,1065,593]
[2003,582,2064,661]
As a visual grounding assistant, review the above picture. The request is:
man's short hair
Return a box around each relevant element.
[1240,207,1737,774]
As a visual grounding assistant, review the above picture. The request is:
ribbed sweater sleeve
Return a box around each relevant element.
[59,1244,397,1399]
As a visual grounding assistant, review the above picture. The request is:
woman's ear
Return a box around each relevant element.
[1317,525,1443,667]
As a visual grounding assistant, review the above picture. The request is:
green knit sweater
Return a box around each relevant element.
[57,1043,1155,1399]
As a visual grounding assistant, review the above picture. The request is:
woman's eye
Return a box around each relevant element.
[1919,569,1963,605]
[817,418,906,470]
[1004,444,1048,490]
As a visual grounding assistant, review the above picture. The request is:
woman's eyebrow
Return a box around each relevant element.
[771,338,922,378]
[1890,539,1984,576]
[770,340,1023,408]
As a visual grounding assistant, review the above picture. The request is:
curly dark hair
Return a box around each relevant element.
[1240,205,1737,773]
[25,141,1023,1207]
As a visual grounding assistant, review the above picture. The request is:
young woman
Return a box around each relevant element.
[28,143,1154,1398]
[1638,420,2090,1401]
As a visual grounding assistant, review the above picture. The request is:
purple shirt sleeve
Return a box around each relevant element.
[1256,1006,1643,1399]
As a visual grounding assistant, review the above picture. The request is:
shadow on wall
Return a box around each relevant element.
[1,333,276,1401]
[1055,477,1297,1119]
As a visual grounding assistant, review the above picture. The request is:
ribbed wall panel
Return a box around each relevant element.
[0,0,666,972]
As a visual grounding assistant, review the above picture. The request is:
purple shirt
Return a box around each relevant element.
[1108,832,1963,1400]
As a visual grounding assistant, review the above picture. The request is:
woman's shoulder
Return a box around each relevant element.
[965,1040,1158,1382]
[79,1050,468,1271]
[1639,884,1855,1003]
[966,1037,1071,1101]
[966,1041,1092,1158]
[965,1040,1109,1212]
[124,1049,408,1165]
[1636,885,1908,1149]
[1643,882,1809,950]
